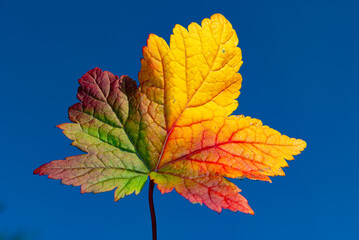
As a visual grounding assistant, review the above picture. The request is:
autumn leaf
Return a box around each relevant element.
[34,14,306,214]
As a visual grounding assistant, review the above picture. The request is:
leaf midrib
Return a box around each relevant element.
[82,72,151,171]
[154,22,226,171]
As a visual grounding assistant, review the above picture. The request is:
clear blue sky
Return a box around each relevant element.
[1,0,358,239]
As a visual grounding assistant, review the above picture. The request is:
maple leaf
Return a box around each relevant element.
[34,14,306,215]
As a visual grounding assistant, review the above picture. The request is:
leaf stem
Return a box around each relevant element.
[149,179,157,240]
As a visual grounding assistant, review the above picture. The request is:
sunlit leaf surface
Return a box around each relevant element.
[34,14,306,214]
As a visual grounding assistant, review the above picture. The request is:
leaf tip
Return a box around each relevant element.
[33,164,46,176]
[56,123,66,130]
[33,167,40,175]
[299,139,307,151]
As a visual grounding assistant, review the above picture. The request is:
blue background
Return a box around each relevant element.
[1,0,358,239]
